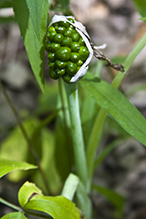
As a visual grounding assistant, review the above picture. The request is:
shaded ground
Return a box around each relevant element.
[0,0,146,218]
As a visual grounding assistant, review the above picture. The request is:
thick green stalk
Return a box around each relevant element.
[64,82,88,191]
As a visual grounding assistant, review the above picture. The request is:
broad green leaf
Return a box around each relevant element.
[1,212,28,219]
[0,16,15,23]
[25,195,80,219]
[80,73,146,146]
[36,82,58,115]
[0,0,12,8]
[132,0,146,17]
[0,118,40,181]
[92,184,125,215]
[0,159,37,178]
[21,180,79,219]
[12,0,49,92]
[18,181,42,208]
[26,0,49,41]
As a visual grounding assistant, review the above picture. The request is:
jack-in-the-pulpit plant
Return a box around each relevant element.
[1,1,146,218]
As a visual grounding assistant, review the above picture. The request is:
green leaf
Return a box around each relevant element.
[0,159,37,178]
[26,0,49,41]
[0,16,15,23]
[0,118,40,181]
[25,195,80,219]
[132,0,146,17]
[61,173,79,200]
[61,174,92,219]
[1,212,28,219]
[19,181,80,219]
[92,184,125,215]
[0,0,12,8]
[94,138,127,169]
[32,129,63,195]
[18,181,42,208]
[139,17,146,21]
[12,0,49,93]
[80,73,146,146]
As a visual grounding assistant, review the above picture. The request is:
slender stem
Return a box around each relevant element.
[64,82,88,191]
[0,82,50,194]
[112,32,146,89]
[0,197,22,212]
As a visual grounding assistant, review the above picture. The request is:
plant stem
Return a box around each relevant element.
[0,198,22,212]
[0,82,50,194]
[112,32,146,89]
[64,82,88,191]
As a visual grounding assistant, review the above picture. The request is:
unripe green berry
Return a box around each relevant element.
[49,69,60,80]
[68,25,74,31]
[48,53,55,62]
[48,62,55,70]
[55,60,67,69]
[47,26,55,32]
[77,59,83,66]
[66,61,77,76]
[45,41,51,52]
[64,29,74,37]
[67,18,75,23]
[78,38,86,46]
[50,43,60,52]
[71,42,80,52]
[59,21,70,28]
[55,47,71,61]
[53,23,58,29]
[70,53,80,63]
[53,34,64,43]
[79,46,89,61]
[61,37,72,47]
[56,26,66,34]
[56,69,65,76]
[62,74,72,83]
[48,31,57,40]
[72,32,80,42]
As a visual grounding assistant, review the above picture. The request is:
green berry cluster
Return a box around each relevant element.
[45,18,89,83]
